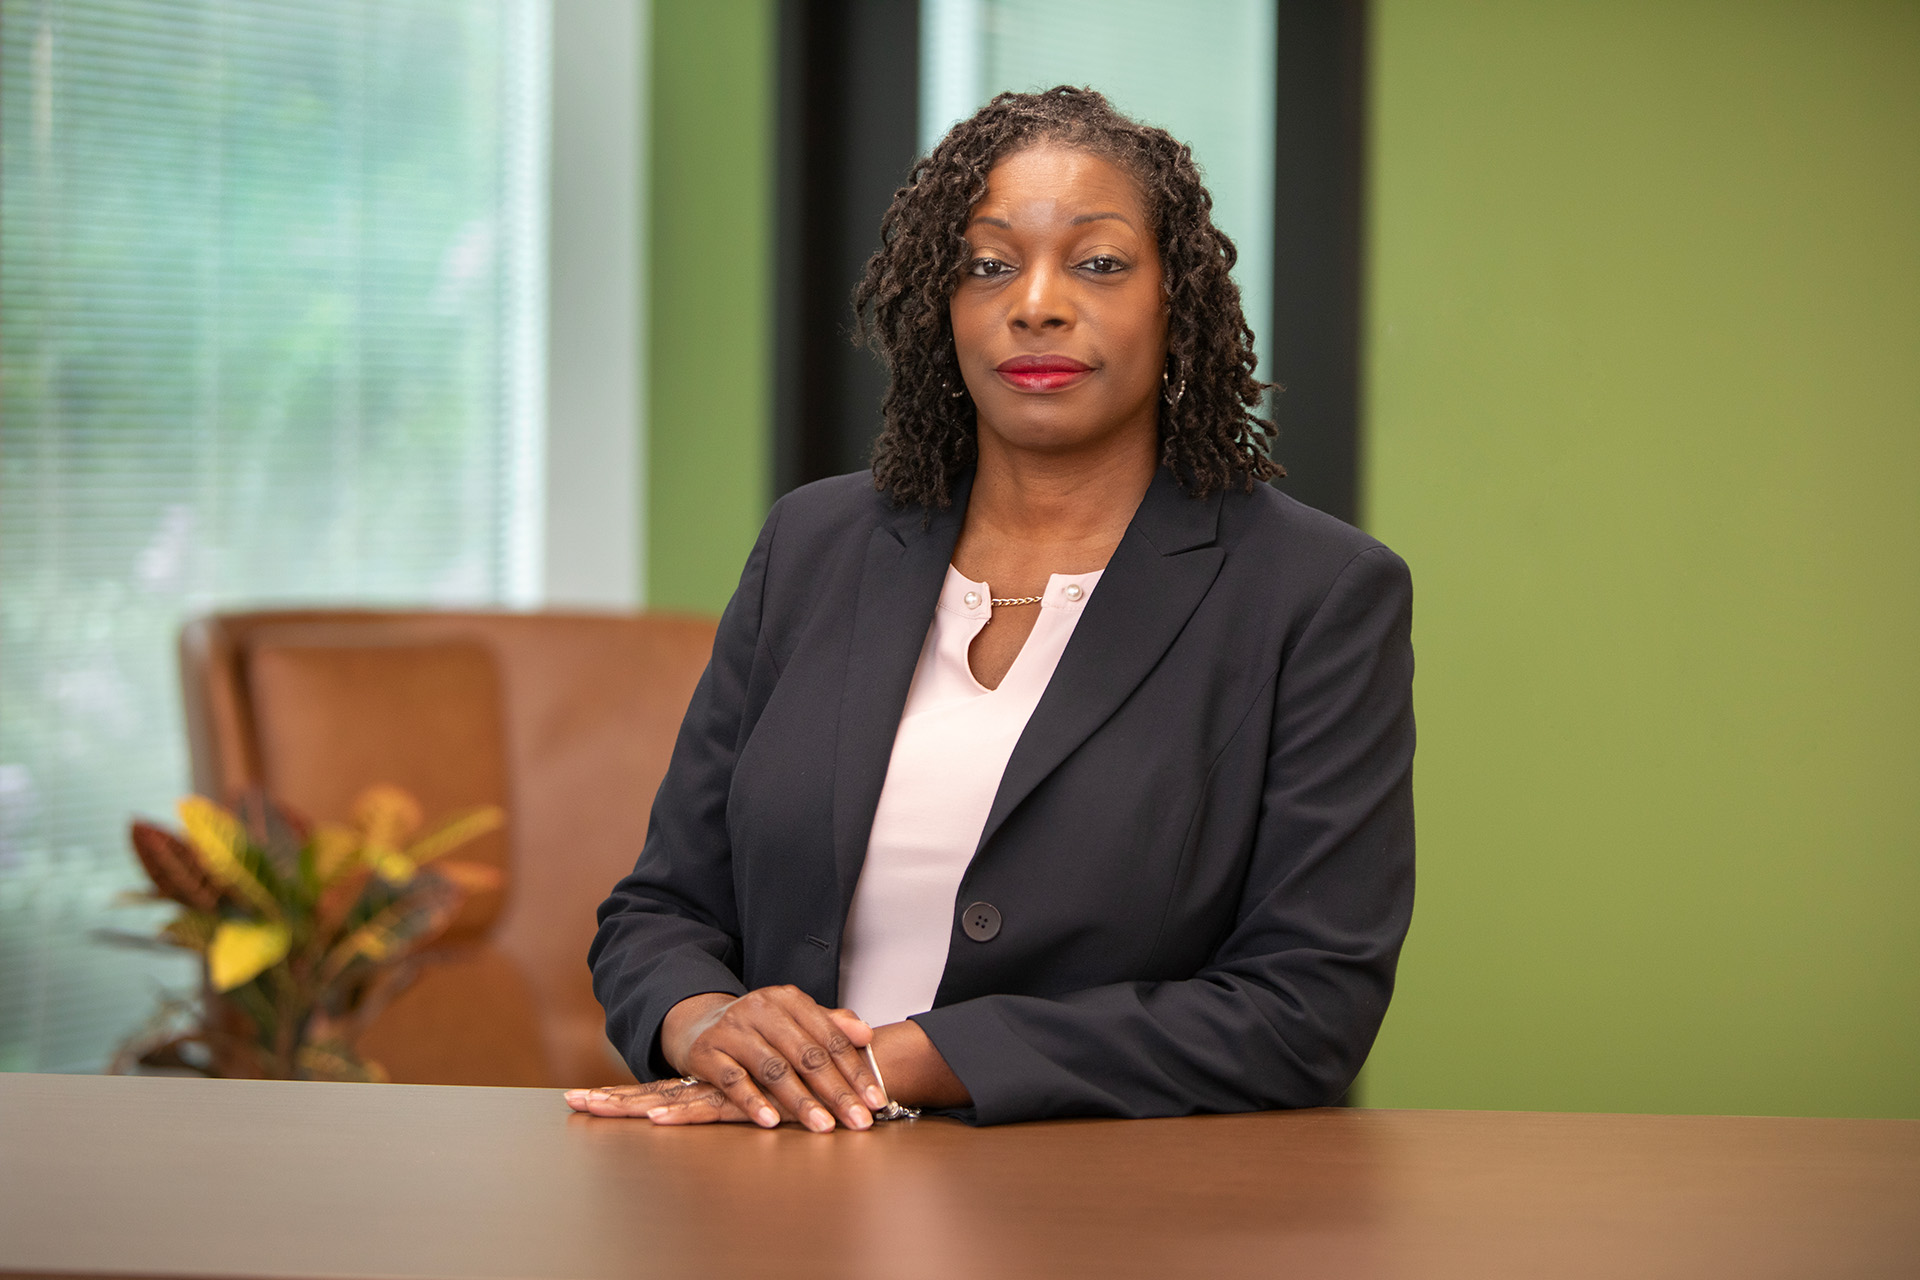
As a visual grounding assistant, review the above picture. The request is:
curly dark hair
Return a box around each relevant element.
[853,85,1280,509]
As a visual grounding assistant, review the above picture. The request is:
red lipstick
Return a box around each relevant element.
[995,354,1093,392]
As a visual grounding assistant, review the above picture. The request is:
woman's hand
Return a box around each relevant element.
[563,994,972,1129]
[657,987,888,1132]
[564,1076,751,1121]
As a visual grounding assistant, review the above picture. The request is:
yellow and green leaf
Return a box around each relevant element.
[208,919,292,992]
[371,849,417,886]
[321,881,458,979]
[401,806,504,867]
[161,912,219,952]
[177,796,279,917]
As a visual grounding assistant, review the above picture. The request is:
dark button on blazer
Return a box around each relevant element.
[591,466,1415,1125]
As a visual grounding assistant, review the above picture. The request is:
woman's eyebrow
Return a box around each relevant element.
[967,215,1012,229]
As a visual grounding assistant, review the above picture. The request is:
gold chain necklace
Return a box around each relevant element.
[960,582,1087,610]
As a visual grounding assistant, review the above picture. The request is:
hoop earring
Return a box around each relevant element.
[1162,367,1186,409]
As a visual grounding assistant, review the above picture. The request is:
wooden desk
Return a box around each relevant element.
[1,1072,1913,1279]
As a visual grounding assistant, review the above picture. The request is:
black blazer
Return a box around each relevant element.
[591,466,1415,1125]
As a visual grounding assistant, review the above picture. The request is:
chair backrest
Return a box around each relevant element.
[179,609,717,1088]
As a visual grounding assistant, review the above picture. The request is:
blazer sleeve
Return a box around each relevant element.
[912,545,1416,1125]
[587,504,782,1079]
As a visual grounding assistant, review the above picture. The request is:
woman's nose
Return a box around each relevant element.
[1009,262,1074,331]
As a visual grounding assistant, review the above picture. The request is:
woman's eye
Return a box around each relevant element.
[966,257,1011,277]
[1082,254,1126,274]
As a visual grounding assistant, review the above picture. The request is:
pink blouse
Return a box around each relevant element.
[837,564,1103,1027]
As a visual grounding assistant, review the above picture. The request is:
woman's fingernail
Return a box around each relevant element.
[647,1106,670,1120]
[564,1090,585,1103]
[865,1086,887,1108]
[808,1109,835,1133]
[850,1105,872,1129]
[757,1107,779,1127]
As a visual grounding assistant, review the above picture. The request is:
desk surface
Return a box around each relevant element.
[1,1072,1914,1280]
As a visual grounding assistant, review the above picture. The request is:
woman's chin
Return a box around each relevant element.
[978,408,1155,463]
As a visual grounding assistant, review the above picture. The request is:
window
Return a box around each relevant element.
[0,0,548,1071]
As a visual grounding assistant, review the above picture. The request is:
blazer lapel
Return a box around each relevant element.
[975,469,1225,855]
[831,474,973,907]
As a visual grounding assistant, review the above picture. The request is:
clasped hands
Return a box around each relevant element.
[564,985,965,1132]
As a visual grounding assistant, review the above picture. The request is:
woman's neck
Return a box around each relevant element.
[960,429,1157,568]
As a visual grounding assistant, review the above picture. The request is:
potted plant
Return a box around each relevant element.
[112,785,502,1081]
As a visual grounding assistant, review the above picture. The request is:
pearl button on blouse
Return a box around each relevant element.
[837,564,1103,1028]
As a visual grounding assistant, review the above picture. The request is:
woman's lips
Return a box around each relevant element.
[994,355,1093,392]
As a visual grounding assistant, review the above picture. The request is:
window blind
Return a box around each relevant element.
[0,0,548,1072]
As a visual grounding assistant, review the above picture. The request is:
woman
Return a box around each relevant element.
[569,87,1414,1130]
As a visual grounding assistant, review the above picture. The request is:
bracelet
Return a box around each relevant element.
[862,1045,920,1121]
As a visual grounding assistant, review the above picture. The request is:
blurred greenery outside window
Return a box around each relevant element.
[0,0,548,1071]
[920,0,1276,379]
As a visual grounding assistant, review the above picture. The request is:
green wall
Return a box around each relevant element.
[646,0,775,613]
[1362,0,1920,1118]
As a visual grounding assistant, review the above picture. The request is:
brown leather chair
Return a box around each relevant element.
[178,609,717,1089]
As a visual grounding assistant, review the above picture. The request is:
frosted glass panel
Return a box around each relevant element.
[921,0,1275,375]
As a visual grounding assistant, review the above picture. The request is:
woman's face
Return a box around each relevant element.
[950,143,1168,465]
